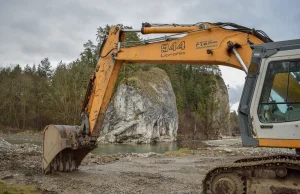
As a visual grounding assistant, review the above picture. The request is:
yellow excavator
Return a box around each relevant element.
[42,22,300,193]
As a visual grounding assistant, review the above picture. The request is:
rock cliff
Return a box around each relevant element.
[177,75,231,140]
[212,76,231,136]
[99,68,178,144]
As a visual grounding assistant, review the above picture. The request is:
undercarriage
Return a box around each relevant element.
[203,154,300,194]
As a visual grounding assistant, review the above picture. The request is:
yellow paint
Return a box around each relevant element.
[273,73,300,107]
[85,26,125,135]
[143,26,200,34]
[258,138,300,148]
[117,27,263,70]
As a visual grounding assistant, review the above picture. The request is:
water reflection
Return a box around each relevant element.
[91,140,207,155]
[6,139,42,146]
[91,142,178,155]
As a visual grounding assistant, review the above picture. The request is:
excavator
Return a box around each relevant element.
[42,22,300,193]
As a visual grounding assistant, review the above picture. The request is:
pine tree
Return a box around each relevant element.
[37,58,52,78]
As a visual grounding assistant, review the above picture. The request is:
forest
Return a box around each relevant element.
[0,25,239,138]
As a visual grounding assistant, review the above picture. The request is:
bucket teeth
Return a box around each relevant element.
[48,149,78,173]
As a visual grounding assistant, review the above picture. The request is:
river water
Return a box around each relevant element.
[6,139,181,155]
[91,142,178,155]
[6,138,208,155]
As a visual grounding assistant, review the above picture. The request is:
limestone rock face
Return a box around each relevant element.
[213,76,231,136]
[99,68,178,144]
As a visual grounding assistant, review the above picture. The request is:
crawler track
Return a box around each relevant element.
[203,154,300,194]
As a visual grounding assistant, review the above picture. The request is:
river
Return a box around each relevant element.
[91,142,178,155]
[6,138,208,155]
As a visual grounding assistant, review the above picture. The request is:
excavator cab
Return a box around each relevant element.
[203,40,300,194]
[238,39,300,150]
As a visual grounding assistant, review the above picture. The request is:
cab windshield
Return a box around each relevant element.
[258,60,300,123]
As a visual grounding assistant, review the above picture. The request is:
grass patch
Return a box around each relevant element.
[164,148,194,157]
[0,180,39,194]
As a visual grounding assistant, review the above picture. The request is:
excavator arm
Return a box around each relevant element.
[85,23,268,138]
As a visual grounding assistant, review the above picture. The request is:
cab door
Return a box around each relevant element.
[250,48,300,148]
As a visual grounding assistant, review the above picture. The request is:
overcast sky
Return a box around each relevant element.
[1,0,300,110]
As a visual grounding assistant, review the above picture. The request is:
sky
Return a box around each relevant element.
[1,0,300,111]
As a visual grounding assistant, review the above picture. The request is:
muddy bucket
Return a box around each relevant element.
[42,125,95,174]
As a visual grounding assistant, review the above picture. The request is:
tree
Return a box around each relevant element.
[11,65,22,76]
[24,64,33,75]
[80,40,97,68]
[32,64,37,74]
[37,58,52,78]
[230,111,240,136]
[49,61,92,125]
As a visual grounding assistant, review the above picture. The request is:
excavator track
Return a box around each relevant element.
[234,154,300,163]
[203,155,300,194]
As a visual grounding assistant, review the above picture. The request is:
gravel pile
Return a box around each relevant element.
[0,137,11,151]
[210,146,296,157]
[14,143,42,153]
[0,137,41,153]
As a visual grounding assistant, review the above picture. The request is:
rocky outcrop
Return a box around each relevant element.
[212,76,231,136]
[177,75,231,140]
[99,68,178,144]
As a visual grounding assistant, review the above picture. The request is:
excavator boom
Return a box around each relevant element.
[86,23,268,136]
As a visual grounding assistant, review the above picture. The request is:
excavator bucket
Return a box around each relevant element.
[42,125,95,174]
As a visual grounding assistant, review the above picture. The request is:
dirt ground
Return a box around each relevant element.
[0,131,296,194]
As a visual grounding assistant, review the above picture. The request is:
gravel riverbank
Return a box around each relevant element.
[0,134,296,194]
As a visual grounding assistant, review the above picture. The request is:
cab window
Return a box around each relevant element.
[258,60,300,123]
